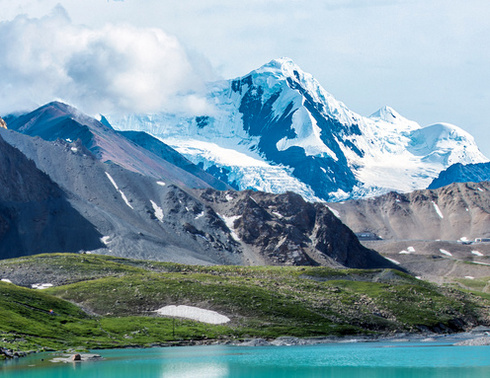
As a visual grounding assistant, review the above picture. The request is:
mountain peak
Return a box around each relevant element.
[254,57,311,83]
[370,105,402,123]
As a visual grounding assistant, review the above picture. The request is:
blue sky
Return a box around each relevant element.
[1,0,489,155]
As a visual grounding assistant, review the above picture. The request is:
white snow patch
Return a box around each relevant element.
[70,147,78,153]
[465,276,475,280]
[385,257,400,265]
[154,305,230,324]
[157,181,166,186]
[66,138,72,143]
[119,190,134,209]
[407,246,415,253]
[150,200,164,222]
[327,206,340,218]
[439,249,452,257]
[32,283,53,290]
[460,237,469,243]
[100,236,111,245]
[105,172,119,190]
[220,214,241,242]
[225,194,234,202]
[105,172,134,209]
[432,201,444,219]
[272,211,284,219]
[478,187,484,192]
[1,278,12,283]
[472,251,484,257]
[415,276,422,280]
[195,211,205,220]
[473,261,490,266]
[399,250,410,255]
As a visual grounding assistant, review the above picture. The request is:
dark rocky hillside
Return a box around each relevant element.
[0,133,103,258]
[0,125,397,270]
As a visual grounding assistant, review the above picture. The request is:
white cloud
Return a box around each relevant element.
[0,5,215,115]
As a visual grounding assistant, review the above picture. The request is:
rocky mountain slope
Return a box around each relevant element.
[0,133,102,258]
[108,58,488,201]
[328,181,490,282]
[329,181,490,242]
[0,113,397,269]
[429,162,490,189]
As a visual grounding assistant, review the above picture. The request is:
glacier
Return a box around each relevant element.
[106,57,488,202]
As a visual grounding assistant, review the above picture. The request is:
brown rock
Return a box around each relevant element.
[72,353,82,361]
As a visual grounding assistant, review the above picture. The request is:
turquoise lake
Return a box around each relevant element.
[2,342,490,377]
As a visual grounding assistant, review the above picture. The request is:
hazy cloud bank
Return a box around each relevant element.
[0,6,215,116]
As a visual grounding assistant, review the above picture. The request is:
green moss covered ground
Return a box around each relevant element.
[0,253,489,353]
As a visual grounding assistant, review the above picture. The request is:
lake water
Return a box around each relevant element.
[2,341,490,377]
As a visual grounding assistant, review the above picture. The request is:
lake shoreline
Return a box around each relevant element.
[3,327,489,364]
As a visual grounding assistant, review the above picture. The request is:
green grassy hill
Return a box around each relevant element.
[1,253,489,353]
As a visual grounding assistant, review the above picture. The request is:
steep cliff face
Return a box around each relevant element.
[0,117,6,129]
[0,133,103,258]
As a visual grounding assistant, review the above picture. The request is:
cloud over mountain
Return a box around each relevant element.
[0,5,214,115]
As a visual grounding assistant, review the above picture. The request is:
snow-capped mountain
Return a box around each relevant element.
[108,58,488,201]
[429,162,490,189]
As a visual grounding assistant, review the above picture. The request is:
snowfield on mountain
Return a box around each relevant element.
[107,58,488,201]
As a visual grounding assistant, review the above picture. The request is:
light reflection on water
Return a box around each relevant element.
[2,342,490,377]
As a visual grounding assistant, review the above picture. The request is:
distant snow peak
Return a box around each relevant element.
[107,57,488,202]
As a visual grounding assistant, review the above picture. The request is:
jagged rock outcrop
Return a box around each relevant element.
[0,117,6,129]
[198,189,400,269]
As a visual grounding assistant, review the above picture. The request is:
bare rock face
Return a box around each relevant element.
[329,182,490,241]
[198,189,401,270]
[0,117,6,129]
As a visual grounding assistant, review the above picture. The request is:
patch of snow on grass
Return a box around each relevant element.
[439,249,452,257]
[472,251,484,257]
[32,283,53,290]
[473,261,490,266]
[150,200,164,222]
[465,276,475,280]
[157,181,166,186]
[154,305,230,324]
[1,278,12,283]
[432,201,444,219]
